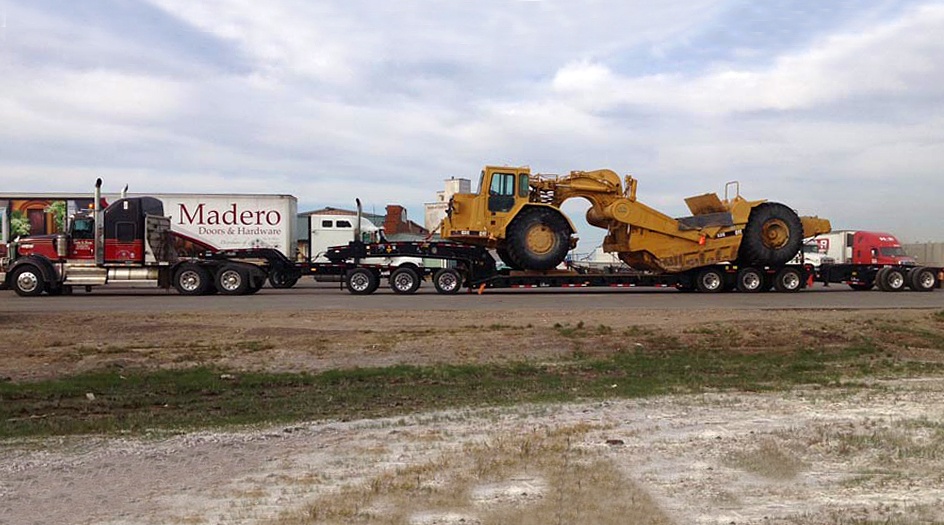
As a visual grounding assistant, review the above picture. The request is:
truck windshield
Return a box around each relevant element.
[880,247,907,257]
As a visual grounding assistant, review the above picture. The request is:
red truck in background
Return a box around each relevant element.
[807,230,915,266]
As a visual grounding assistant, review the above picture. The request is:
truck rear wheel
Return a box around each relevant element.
[773,267,803,292]
[874,267,890,291]
[695,268,725,293]
[216,264,251,295]
[433,268,462,294]
[908,266,938,292]
[345,268,379,295]
[878,267,906,292]
[389,266,421,294]
[174,263,211,295]
[739,202,803,267]
[504,207,571,271]
[735,267,765,293]
[11,265,45,297]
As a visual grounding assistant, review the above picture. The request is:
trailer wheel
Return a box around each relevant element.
[735,267,765,293]
[11,265,45,297]
[216,264,251,295]
[504,207,571,271]
[848,283,874,291]
[695,268,725,293]
[174,263,211,295]
[345,268,379,295]
[433,268,462,294]
[908,266,938,292]
[880,267,907,292]
[268,270,299,289]
[739,202,804,267]
[773,267,803,293]
[389,266,422,294]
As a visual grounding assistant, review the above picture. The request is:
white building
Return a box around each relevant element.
[424,177,471,232]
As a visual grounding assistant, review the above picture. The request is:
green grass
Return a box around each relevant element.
[3,339,941,439]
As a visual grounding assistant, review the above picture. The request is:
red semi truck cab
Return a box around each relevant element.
[811,230,915,266]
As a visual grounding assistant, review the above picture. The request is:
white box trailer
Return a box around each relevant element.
[153,193,297,258]
[0,193,297,260]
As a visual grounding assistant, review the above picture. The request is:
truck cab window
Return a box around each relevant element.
[321,220,333,228]
[337,220,352,228]
[72,218,94,240]
[116,222,136,243]
[518,174,530,198]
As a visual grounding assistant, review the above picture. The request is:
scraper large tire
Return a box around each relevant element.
[738,202,804,267]
[503,207,571,271]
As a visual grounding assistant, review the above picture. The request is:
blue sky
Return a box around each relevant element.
[1,0,942,250]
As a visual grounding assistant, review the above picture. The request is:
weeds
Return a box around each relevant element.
[3,336,941,438]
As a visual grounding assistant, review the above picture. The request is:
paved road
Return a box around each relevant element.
[1,281,943,312]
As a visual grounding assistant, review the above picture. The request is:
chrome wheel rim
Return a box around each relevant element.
[782,272,800,290]
[438,272,458,292]
[219,270,242,292]
[179,270,201,292]
[888,272,904,289]
[16,271,39,293]
[393,273,415,292]
[350,272,371,292]
[741,272,761,290]
[702,272,722,291]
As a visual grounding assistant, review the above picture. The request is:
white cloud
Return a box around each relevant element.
[1,0,942,247]
[551,4,944,116]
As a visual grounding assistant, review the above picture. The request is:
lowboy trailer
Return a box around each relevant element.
[319,239,941,295]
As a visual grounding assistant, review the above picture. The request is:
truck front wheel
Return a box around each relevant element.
[174,263,211,295]
[11,265,46,297]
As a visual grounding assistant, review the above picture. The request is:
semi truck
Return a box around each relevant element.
[797,230,937,292]
[805,231,915,266]
[2,169,940,296]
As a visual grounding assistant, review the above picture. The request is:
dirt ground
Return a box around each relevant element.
[2,308,944,524]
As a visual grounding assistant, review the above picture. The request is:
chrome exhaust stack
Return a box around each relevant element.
[354,198,363,264]
[355,198,362,244]
[94,178,104,265]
